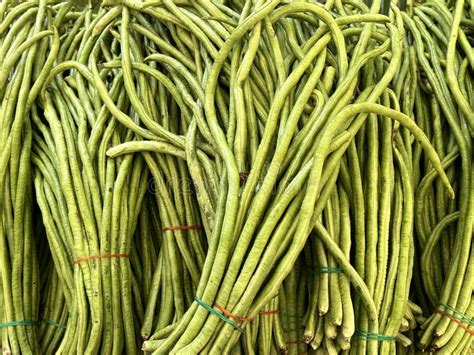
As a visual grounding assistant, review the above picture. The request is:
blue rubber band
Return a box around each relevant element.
[355,330,396,341]
[194,296,243,333]
[440,304,474,325]
[41,318,67,329]
[0,320,37,329]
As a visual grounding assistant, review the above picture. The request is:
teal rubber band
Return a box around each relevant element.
[41,318,67,329]
[308,267,344,275]
[440,304,474,325]
[194,296,243,333]
[0,320,37,329]
[355,330,396,341]
[316,267,344,274]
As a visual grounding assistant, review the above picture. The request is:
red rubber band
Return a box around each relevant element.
[259,310,281,315]
[160,224,202,233]
[213,304,253,323]
[74,253,129,264]
[435,310,474,337]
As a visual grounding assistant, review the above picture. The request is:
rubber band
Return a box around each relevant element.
[193,296,243,333]
[309,267,344,275]
[41,318,67,329]
[0,320,37,329]
[160,224,201,233]
[214,303,253,323]
[319,267,344,274]
[259,310,281,315]
[435,310,474,336]
[439,304,474,325]
[354,330,396,341]
[74,253,129,264]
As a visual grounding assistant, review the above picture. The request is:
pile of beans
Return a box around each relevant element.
[0,0,473,354]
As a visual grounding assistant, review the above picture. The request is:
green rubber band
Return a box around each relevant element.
[321,267,344,273]
[355,330,396,341]
[194,296,243,333]
[440,304,474,325]
[316,267,344,274]
[41,318,67,329]
[307,267,344,275]
[0,320,37,329]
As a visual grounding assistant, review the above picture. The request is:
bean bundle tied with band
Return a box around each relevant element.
[0,0,473,353]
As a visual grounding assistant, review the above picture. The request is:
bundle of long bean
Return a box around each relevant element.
[1,0,473,354]
[403,1,474,352]
[32,22,151,355]
[0,0,57,352]
[124,0,452,353]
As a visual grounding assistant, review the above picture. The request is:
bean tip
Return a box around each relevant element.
[91,28,100,37]
[106,147,117,157]
[448,188,455,200]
